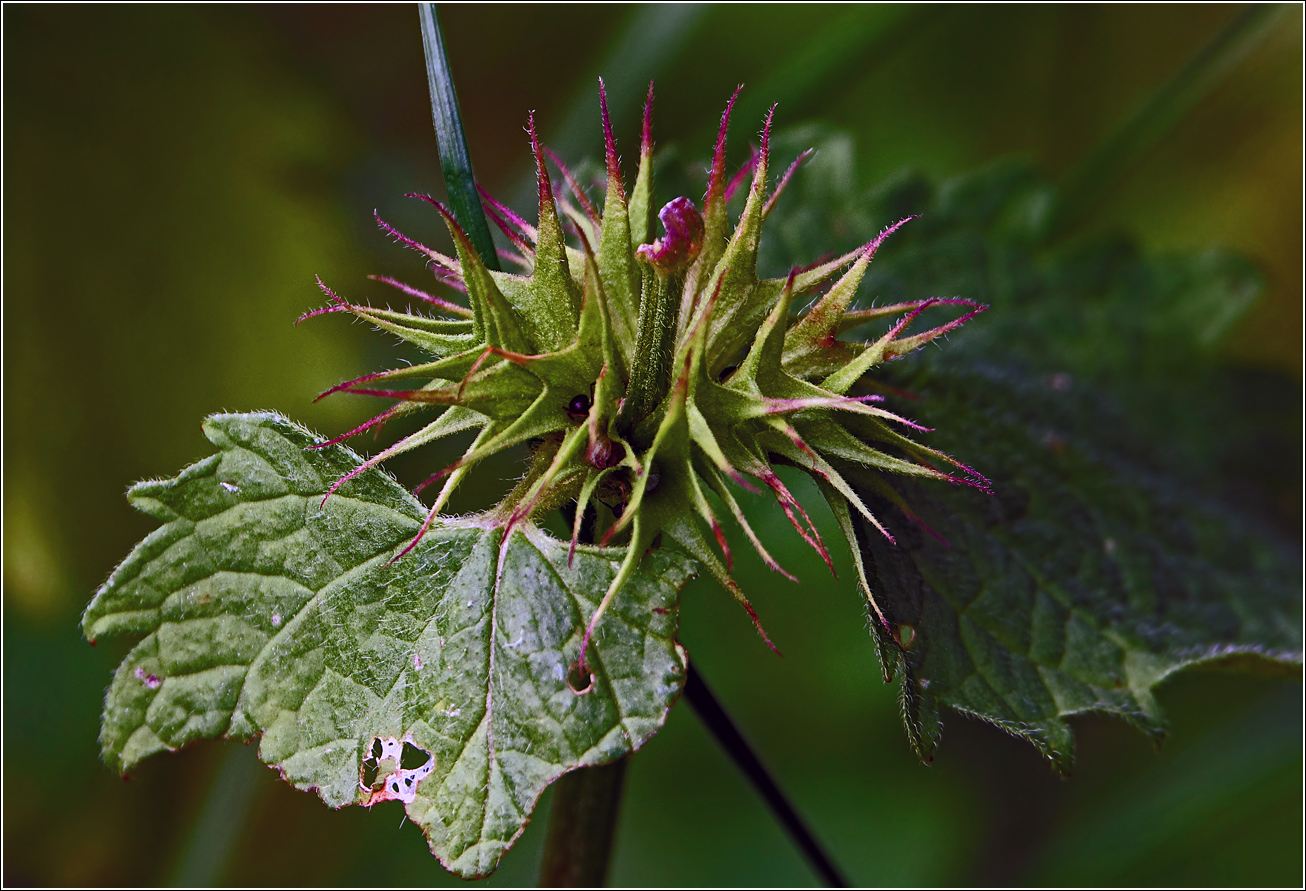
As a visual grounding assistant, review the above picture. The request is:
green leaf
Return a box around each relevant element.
[83,412,693,877]
[760,131,1302,771]
[855,365,1302,772]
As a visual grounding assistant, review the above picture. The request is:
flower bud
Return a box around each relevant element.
[636,196,704,275]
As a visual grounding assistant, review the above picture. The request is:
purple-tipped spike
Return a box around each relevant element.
[528,113,557,220]
[543,146,600,224]
[477,186,539,243]
[598,77,625,202]
[705,85,743,207]
[314,370,393,403]
[374,210,460,273]
[641,81,655,158]
[724,145,760,204]
[763,148,814,217]
[307,405,401,453]
[368,275,472,314]
[760,104,775,166]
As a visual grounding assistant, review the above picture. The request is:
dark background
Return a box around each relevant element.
[4,4,1301,886]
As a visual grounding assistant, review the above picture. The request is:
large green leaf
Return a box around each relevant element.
[760,130,1302,770]
[83,412,693,876]
[854,365,1301,772]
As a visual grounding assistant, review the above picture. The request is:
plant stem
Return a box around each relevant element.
[538,757,630,887]
[418,3,500,270]
[685,661,850,887]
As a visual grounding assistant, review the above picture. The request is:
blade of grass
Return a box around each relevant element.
[168,743,263,886]
[548,4,707,163]
[1050,3,1288,236]
[510,3,706,207]
[419,3,499,271]
[734,4,933,132]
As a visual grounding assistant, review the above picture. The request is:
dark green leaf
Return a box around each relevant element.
[762,133,1302,770]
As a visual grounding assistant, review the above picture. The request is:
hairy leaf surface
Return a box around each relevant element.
[84,412,693,876]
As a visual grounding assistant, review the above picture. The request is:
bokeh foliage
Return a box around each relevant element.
[4,4,1300,886]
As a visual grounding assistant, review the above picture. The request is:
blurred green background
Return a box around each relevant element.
[4,4,1301,886]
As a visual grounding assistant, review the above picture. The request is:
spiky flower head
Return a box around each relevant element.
[304,82,988,675]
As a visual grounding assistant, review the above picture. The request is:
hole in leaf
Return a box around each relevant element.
[567,661,594,695]
[401,741,428,770]
[362,756,380,790]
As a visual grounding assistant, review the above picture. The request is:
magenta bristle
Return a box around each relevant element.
[763,471,833,571]
[761,104,775,164]
[307,406,398,451]
[907,510,950,547]
[724,145,759,203]
[483,204,537,257]
[412,460,460,496]
[710,520,733,572]
[641,80,655,156]
[762,552,800,584]
[528,113,556,215]
[884,301,931,341]
[763,148,813,217]
[336,385,447,401]
[295,304,347,325]
[386,501,444,567]
[374,212,444,265]
[544,146,600,224]
[862,215,918,262]
[795,250,838,275]
[320,463,369,507]
[315,275,347,304]
[727,468,761,495]
[368,275,471,315]
[314,370,391,403]
[598,78,626,202]
[889,305,990,358]
[478,186,539,242]
[706,85,743,205]
[498,248,533,270]
[741,599,781,655]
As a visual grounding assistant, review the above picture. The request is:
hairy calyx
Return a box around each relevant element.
[304,79,988,672]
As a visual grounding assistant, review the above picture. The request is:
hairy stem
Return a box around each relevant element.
[617,270,678,437]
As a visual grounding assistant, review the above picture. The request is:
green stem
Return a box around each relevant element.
[616,270,678,437]
[418,3,500,270]
[1051,4,1286,236]
[538,757,629,887]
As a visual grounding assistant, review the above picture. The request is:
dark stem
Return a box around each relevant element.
[685,661,850,888]
[418,3,500,270]
[538,757,629,887]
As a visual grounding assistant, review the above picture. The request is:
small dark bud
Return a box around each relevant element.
[636,197,704,275]
[567,394,591,418]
